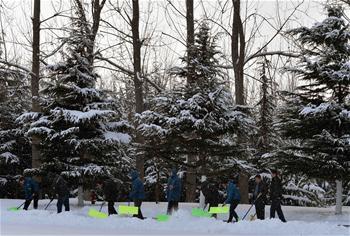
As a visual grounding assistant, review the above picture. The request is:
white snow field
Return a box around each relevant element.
[1,199,349,236]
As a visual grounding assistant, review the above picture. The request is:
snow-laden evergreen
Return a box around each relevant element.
[271,6,350,209]
[17,4,132,184]
[0,65,30,197]
[136,22,256,176]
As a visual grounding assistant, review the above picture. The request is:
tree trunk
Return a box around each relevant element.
[185,0,196,202]
[131,0,145,180]
[31,0,41,170]
[199,175,206,208]
[77,185,84,207]
[231,0,249,204]
[335,180,342,215]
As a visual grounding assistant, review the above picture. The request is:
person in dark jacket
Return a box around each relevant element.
[201,179,220,218]
[223,179,241,223]
[19,176,39,210]
[253,174,267,220]
[166,168,182,215]
[97,178,119,215]
[52,174,70,213]
[270,170,287,222]
[129,170,145,219]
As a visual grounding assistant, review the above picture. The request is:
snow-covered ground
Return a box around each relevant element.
[1,199,349,236]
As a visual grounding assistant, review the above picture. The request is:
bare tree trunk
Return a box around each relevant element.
[231,0,249,204]
[185,0,196,202]
[31,0,41,171]
[335,180,343,215]
[132,0,145,179]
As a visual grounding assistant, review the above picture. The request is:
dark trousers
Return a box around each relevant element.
[208,203,218,218]
[133,200,144,219]
[57,195,70,213]
[255,200,265,220]
[167,201,179,215]
[227,200,239,222]
[24,194,39,210]
[270,199,286,222]
[108,201,118,215]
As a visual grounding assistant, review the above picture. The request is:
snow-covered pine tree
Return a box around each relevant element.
[17,3,132,194]
[0,66,31,197]
[136,22,255,189]
[275,6,350,213]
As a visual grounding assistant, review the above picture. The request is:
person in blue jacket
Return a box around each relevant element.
[19,175,39,210]
[129,170,145,219]
[223,179,241,223]
[166,168,182,215]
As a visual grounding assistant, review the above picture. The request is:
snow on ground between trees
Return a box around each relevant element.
[1,199,349,235]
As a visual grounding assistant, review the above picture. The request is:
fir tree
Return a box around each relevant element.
[18,3,132,186]
[274,6,350,210]
[136,22,255,178]
[0,66,30,197]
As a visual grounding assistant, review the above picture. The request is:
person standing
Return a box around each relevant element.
[52,173,70,213]
[20,175,39,210]
[166,168,182,215]
[224,179,241,223]
[129,170,145,219]
[270,169,287,222]
[253,174,267,220]
[97,178,119,215]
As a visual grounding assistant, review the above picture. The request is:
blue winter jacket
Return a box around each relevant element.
[225,181,241,204]
[24,177,39,200]
[129,171,145,200]
[167,169,181,202]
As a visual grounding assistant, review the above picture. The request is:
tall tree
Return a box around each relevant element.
[275,6,350,214]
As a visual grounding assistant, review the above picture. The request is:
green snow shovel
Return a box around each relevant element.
[7,201,25,211]
[88,202,108,219]
[118,205,139,215]
[208,205,229,214]
[154,214,170,222]
[191,208,212,217]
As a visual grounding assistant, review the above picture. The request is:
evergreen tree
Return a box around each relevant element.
[274,6,350,208]
[0,66,30,197]
[136,22,255,179]
[17,4,132,186]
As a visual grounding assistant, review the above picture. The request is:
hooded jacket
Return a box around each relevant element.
[225,181,241,204]
[129,171,145,200]
[167,169,182,202]
[24,177,39,200]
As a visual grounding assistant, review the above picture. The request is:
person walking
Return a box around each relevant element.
[129,170,145,219]
[270,169,287,222]
[253,174,267,220]
[97,178,119,215]
[201,179,220,218]
[52,173,70,213]
[223,179,241,223]
[19,175,39,210]
[166,168,182,215]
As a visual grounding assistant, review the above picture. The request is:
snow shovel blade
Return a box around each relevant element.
[208,206,229,214]
[191,208,212,217]
[7,207,22,212]
[118,205,138,215]
[88,208,108,219]
[156,214,170,222]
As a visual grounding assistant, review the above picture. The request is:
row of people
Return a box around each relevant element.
[19,169,286,222]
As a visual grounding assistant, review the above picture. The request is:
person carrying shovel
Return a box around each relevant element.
[19,174,39,210]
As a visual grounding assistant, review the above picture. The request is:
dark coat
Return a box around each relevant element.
[52,175,69,198]
[253,181,267,203]
[201,181,219,205]
[129,171,145,200]
[167,169,181,202]
[103,179,119,202]
[270,176,283,200]
[225,181,241,204]
[24,177,39,200]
